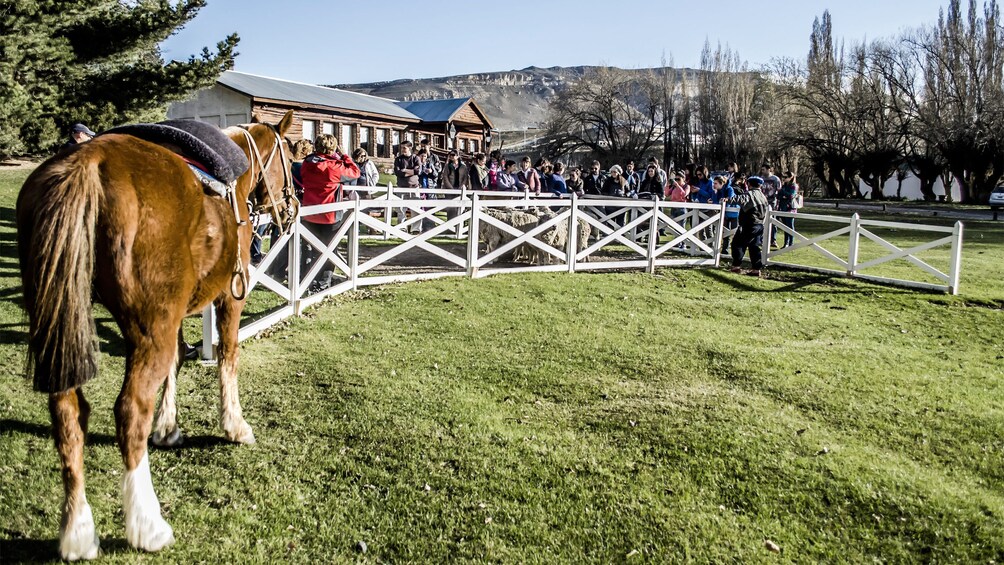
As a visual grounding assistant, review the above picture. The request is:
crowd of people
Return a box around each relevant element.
[275,132,805,282]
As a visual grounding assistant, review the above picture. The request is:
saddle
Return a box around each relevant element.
[102,119,250,196]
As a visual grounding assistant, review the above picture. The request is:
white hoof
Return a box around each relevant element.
[223,421,256,445]
[60,501,100,561]
[125,511,175,553]
[151,426,184,447]
[123,453,175,553]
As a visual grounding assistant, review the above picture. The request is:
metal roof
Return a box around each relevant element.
[218,71,420,121]
[395,98,472,123]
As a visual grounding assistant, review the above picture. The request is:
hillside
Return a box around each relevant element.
[330,65,696,132]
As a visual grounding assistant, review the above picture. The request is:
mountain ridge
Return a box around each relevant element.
[329,65,696,132]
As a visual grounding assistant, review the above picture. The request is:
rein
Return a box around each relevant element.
[228,125,299,300]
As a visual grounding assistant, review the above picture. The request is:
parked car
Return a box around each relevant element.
[991,184,1004,211]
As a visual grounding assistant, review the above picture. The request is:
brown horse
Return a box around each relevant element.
[16,110,295,560]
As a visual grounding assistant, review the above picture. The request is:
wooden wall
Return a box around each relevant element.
[249,101,490,166]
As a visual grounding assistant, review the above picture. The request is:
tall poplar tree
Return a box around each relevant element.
[0,0,238,156]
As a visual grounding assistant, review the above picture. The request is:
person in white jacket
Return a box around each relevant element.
[352,147,380,188]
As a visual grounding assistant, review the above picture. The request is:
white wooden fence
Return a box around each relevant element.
[198,188,964,359]
[765,210,963,294]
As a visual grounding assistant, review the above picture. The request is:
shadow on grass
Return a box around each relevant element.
[0,536,59,564]
[1,536,135,563]
[0,321,27,345]
[0,316,127,357]
[695,267,922,295]
[1,419,116,447]
[1,205,15,228]
[1,419,232,451]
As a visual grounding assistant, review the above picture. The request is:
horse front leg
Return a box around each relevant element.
[50,389,100,561]
[116,341,177,553]
[216,295,255,444]
[151,333,185,447]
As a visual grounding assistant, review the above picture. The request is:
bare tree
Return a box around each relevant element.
[918,0,1004,202]
[779,11,911,199]
[695,41,774,169]
[778,12,860,198]
[850,45,912,200]
[541,67,664,165]
[658,52,680,170]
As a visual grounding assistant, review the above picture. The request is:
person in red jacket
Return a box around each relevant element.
[299,134,360,290]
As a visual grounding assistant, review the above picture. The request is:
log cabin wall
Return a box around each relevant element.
[251,103,418,169]
[168,75,495,174]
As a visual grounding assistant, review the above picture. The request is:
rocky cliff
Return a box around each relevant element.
[329,65,693,132]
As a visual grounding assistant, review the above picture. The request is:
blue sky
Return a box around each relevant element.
[161,0,949,85]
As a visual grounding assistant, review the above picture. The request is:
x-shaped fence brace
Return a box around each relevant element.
[767,214,853,271]
[475,207,571,267]
[854,225,955,282]
[766,212,961,289]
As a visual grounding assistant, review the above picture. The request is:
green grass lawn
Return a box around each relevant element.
[1,166,1003,562]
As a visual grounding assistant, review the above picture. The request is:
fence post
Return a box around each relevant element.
[290,217,303,316]
[567,193,579,273]
[628,203,638,244]
[467,193,480,278]
[201,305,217,362]
[762,208,772,266]
[647,197,659,274]
[457,186,468,239]
[948,220,964,295]
[713,202,726,267]
[350,200,360,290]
[848,213,861,278]
[383,183,393,241]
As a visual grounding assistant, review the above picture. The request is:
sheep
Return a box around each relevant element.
[478,206,591,265]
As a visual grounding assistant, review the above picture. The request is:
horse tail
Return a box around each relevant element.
[17,153,102,393]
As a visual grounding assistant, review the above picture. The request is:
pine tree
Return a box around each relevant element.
[0,0,238,156]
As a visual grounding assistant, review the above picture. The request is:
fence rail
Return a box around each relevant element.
[765,211,963,294]
[198,187,964,360]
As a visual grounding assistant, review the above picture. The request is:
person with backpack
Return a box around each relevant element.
[714,174,738,255]
[776,171,803,248]
[517,156,542,195]
[729,175,769,277]
[470,152,489,190]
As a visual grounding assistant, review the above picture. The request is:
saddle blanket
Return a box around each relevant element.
[102,119,249,185]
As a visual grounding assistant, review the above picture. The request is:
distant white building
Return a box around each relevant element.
[858,172,960,201]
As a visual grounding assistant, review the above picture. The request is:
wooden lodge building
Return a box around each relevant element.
[167,70,495,166]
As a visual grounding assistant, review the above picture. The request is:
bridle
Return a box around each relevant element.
[236,124,299,235]
[228,123,300,300]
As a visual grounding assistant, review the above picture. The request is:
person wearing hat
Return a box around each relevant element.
[418,138,442,185]
[438,149,469,224]
[64,123,96,148]
[729,175,769,276]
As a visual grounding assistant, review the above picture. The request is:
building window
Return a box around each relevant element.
[460,139,467,152]
[470,139,478,153]
[376,129,386,157]
[322,122,334,136]
[391,130,400,151]
[302,119,316,142]
[341,124,353,153]
[405,131,414,144]
[359,126,370,152]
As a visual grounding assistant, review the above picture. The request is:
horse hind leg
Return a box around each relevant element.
[50,390,101,561]
[116,338,177,553]
[151,333,185,447]
[216,297,255,444]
